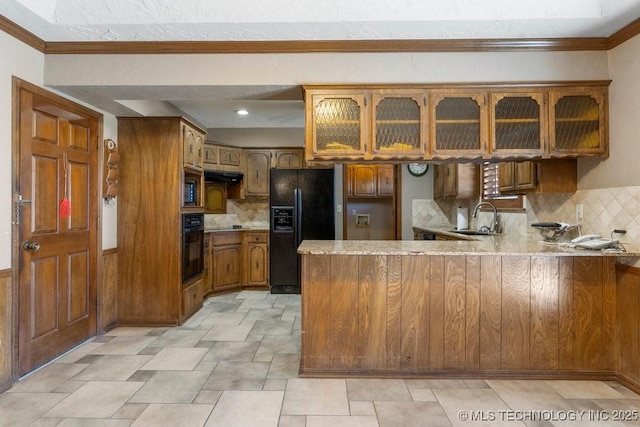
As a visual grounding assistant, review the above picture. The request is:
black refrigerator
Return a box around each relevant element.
[269,168,335,294]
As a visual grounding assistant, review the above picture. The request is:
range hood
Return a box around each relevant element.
[204,170,244,183]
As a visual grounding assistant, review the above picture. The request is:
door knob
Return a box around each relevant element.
[23,241,40,251]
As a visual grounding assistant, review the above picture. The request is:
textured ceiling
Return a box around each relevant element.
[3,0,640,130]
[4,0,640,41]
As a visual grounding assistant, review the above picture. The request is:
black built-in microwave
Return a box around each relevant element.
[184,177,199,206]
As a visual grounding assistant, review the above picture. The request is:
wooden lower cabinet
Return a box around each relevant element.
[301,253,617,377]
[244,231,269,287]
[182,279,204,321]
[207,230,270,293]
[212,232,243,292]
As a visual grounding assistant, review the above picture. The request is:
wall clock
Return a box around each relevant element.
[407,163,429,177]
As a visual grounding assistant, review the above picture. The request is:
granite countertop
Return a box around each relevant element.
[298,230,640,257]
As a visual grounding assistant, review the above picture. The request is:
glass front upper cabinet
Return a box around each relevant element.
[307,93,368,160]
[430,91,487,159]
[549,89,608,156]
[370,91,426,159]
[490,92,546,157]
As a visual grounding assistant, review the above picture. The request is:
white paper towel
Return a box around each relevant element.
[456,206,469,230]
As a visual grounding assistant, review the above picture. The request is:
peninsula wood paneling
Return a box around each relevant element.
[329,255,359,369]
[479,256,502,370]
[300,253,619,379]
[530,256,559,370]
[616,264,640,386]
[301,255,331,370]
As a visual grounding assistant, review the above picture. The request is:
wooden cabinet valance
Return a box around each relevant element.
[303,82,609,163]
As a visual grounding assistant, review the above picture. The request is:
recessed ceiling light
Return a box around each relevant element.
[235,109,249,116]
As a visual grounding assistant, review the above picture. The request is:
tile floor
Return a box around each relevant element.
[3,290,640,426]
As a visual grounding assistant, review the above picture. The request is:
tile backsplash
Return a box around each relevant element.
[205,199,270,229]
[413,185,640,245]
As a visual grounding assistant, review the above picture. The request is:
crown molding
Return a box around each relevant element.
[0,14,44,51]
[608,17,640,49]
[0,13,638,54]
[42,37,610,54]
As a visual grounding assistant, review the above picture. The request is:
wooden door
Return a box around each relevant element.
[16,80,99,375]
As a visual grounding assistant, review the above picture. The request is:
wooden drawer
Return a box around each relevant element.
[212,232,242,246]
[182,279,204,320]
[246,232,268,243]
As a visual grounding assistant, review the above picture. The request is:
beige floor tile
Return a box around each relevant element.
[90,336,157,355]
[267,353,300,378]
[56,419,134,426]
[278,415,306,427]
[257,335,300,354]
[205,390,284,427]
[55,342,106,363]
[131,403,214,427]
[193,390,222,404]
[282,378,349,416]
[347,378,411,401]
[72,355,152,381]
[0,392,68,427]
[487,380,584,412]
[199,312,247,327]
[147,329,208,348]
[43,381,144,418]
[202,341,260,362]
[350,400,377,416]
[545,380,627,399]
[202,324,254,341]
[409,388,438,402]
[264,378,288,391]
[25,418,63,427]
[106,327,155,336]
[112,402,149,419]
[404,379,468,389]
[129,370,211,403]
[374,401,451,427]
[202,361,270,391]
[140,347,208,370]
[8,363,88,393]
[306,415,379,427]
[433,388,515,427]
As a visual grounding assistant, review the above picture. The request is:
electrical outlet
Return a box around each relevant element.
[336,204,342,213]
[352,209,357,216]
[576,204,584,220]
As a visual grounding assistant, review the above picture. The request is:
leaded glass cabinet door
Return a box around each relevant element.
[490,92,546,157]
[306,93,367,160]
[430,92,487,159]
[371,91,426,160]
[549,88,608,156]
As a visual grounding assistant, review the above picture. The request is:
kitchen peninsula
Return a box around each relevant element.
[298,237,640,389]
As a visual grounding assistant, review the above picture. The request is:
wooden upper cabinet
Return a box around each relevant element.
[244,150,271,197]
[430,91,487,160]
[371,91,426,159]
[377,165,395,196]
[219,146,242,167]
[274,149,303,169]
[498,161,536,193]
[490,92,546,157]
[549,88,608,156]
[304,83,608,162]
[345,164,395,197]
[433,163,479,200]
[182,122,205,171]
[203,144,218,169]
[305,91,368,161]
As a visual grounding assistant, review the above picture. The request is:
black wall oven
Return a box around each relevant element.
[182,213,204,283]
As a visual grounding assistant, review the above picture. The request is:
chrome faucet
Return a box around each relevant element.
[472,201,499,233]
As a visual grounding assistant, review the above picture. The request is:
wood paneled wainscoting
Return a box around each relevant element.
[301,254,624,383]
[0,268,12,392]
[100,248,118,333]
[615,264,640,392]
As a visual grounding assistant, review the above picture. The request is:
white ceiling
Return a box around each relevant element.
[3,0,640,129]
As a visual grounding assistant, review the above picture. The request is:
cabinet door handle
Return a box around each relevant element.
[227,264,230,272]
[256,261,259,269]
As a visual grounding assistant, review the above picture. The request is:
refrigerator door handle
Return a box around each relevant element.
[294,188,303,247]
